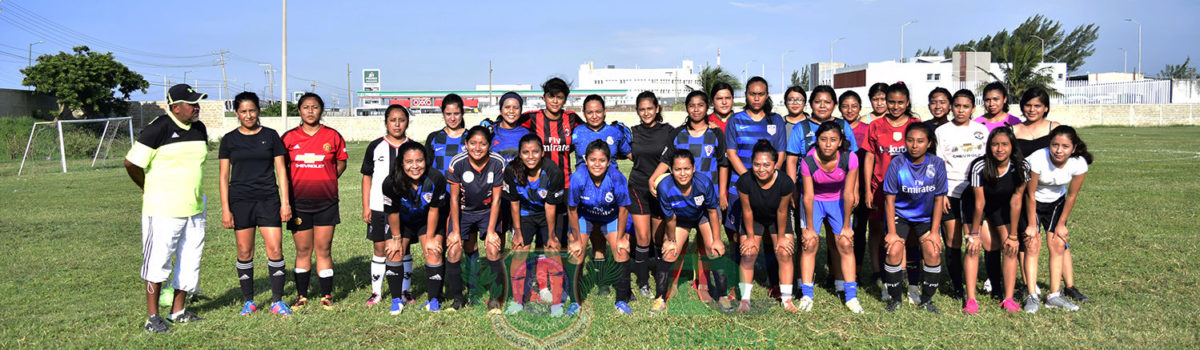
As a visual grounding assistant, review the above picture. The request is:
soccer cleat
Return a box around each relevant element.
[845,298,864,314]
[797,296,814,312]
[539,288,553,303]
[963,298,979,315]
[951,286,966,300]
[781,299,799,313]
[445,298,466,312]
[269,301,293,315]
[320,295,333,310]
[239,301,258,316]
[167,310,204,324]
[144,314,171,333]
[401,291,417,305]
[718,296,735,313]
[423,299,441,312]
[566,302,581,316]
[1045,294,1080,311]
[390,298,405,315]
[907,285,921,305]
[1064,286,1090,304]
[1023,294,1041,314]
[639,284,652,297]
[918,300,942,314]
[292,296,308,310]
[504,301,523,315]
[769,286,782,301]
[885,300,902,312]
[736,300,751,313]
[487,299,503,316]
[365,293,381,307]
[615,301,633,315]
[1000,298,1020,313]
[651,298,668,313]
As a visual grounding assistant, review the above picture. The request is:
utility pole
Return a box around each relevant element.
[281,0,289,127]
[152,74,171,100]
[900,20,918,63]
[259,63,275,102]
[1125,18,1142,77]
[781,49,793,92]
[488,60,493,107]
[214,49,229,101]
[346,63,353,113]
[310,80,317,92]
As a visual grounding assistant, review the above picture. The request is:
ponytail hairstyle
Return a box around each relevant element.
[1020,86,1052,118]
[814,120,850,152]
[508,134,545,186]
[751,139,779,164]
[952,89,976,107]
[391,141,431,201]
[1048,125,1094,164]
[635,90,664,124]
[982,82,1010,112]
[981,127,1029,184]
[743,76,774,116]
[905,122,938,156]
[886,81,914,117]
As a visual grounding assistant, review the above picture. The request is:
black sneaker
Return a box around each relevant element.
[885,299,902,312]
[638,284,652,297]
[166,310,204,324]
[918,300,943,314]
[446,298,467,312]
[1064,286,1090,304]
[144,314,171,333]
[950,286,966,300]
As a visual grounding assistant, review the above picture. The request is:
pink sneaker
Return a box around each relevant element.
[963,298,979,315]
[1000,298,1020,313]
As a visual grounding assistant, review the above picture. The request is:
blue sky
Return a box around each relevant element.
[1,0,1195,103]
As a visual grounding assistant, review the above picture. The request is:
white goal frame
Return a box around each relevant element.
[17,117,134,176]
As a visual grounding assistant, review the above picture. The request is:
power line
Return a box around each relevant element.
[2,1,212,59]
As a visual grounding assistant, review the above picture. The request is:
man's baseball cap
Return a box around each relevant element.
[168,84,207,105]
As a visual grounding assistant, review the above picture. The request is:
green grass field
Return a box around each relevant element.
[1,126,1198,348]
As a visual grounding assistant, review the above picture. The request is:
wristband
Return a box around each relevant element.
[1007,235,1019,240]
[969,231,980,236]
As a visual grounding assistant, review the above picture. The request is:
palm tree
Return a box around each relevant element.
[689,65,741,94]
[981,42,1059,98]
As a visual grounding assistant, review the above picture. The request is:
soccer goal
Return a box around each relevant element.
[18,117,134,176]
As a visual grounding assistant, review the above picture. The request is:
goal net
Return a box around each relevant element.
[18,117,133,176]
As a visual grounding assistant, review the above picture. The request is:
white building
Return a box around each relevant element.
[577,60,698,105]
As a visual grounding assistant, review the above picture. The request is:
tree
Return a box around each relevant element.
[262,101,298,117]
[943,15,1098,73]
[914,46,941,57]
[790,66,810,88]
[20,46,149,119]
[689,65,741,94]
[982,42,1058,98]
[1159,57,1198,80]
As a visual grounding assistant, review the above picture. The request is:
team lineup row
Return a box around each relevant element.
[127,78,1094,333]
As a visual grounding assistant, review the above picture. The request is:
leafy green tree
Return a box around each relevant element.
[944,15,1098,73]
[983,42,1059,98]
[20,46,149,119]
[790,66,810,88]
[690,65,741,94]
[261,101,298,117]
[914,46,941,57]
[1159,57,1198,80]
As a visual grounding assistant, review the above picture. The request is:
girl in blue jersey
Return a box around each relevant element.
[502,134,571,316]
[425,94,467,174]
[567,140,635,314]
[649,90,730,304]
[487,92,529,290]
[572,94,631,170]
[881,123,948,314]
[444,126,508,312]
[799,121,863,314]
[381,141,448,315]
[966,127,1031,313]
[734,141,795,312]
[650,149,725,313]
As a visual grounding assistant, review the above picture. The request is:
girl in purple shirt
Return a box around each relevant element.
[799,121,862,313]
[975,82,1023,131]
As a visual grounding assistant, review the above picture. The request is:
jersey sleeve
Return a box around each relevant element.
[501,167,520,202]
[567,173,582,207]
[1069,157,1089,176]
[863,123,878,156]
[735,172,751,195]
[882,159,902,195]
[617,128,633,158]
[360,139,378,175]
[614,175,632,207]
[218,133,232,159]
[847,152,859,171]
[424,131,438,166]
[269,129,287,157]
[967,158,985,188]
[778,172,795,197]
[934,159,949,196]
[713,128,730,167]
[723,118,739,151]
[701,179,716,209]
[843,120,859,152]
[546,168,566,205]
[381,174,400,214]
[333,130,349,161]
[656,179,675,219]
[771,117,787,151]
[658,128,680,165]
[786,122,805,155]
[125,118,167,168]
[429,172,448,208]
[799,154,813,178]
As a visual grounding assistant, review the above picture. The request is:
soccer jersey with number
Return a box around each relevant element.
[126,113,208,217]
[864,117,919,186]
[656,173,716,223]
[360,136,408,212]
[568,169,631,223]
[571,123,630,169]
[445,152,506,215]
[882,154,948,223]
[381,170,449,224]
[424,129,463,174]
[502,165,566,216]
[282,125,348,212]
[660,125,726,195]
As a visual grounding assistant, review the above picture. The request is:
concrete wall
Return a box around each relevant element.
[0,88,69,118]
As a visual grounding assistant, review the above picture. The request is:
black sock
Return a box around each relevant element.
[563,259,577,300]
[267,259,286,303]
[883,263,904,301]
[906,245,921,286]
[655,257,673,298]
[294,269,311,299]
[488,258,505,300]
[426,263,444,302]
[707,256,728,298]
[445,260,463,302]
[616,260,632,302]
[386,262,404,300]
[946,248,964,292]
[985,250,1002,295]
[921,264,942,304]
[236,259,254,302]
[764,250,778,288]
[318,270,333,297]
[591,257,606,288]
[634,245,650,287]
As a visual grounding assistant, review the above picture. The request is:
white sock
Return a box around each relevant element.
[779,284,794,302]
[402,254,414,292]
[1048,292,1061,299]
[370,255,386,296]
[835,280,845,292]
[170,308,186,319]
[739,283,753,301]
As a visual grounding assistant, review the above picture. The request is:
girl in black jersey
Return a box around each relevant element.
[219,92,293,316]
[502,135,572,316]
[966,127,1031,313]
[444,126,507,311]
[361,104,412,308]
[735,141,796,312]
[628,91,675,298]
[381,142,448,315]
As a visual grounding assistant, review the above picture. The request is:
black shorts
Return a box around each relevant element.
[675,216,709,230]
[1017,197,1066,251]
[743,218,793,237]
[894,217,933,240]
[230,197,282,230]
[941,197,964,222]
[519,213,568,248]
[288,203,340,231]
[366,210,391,242]
[628,185,664,217]
[981,205,1011,227]
[459,211,495,241]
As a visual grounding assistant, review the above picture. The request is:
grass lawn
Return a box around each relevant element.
[1,126,1197,348]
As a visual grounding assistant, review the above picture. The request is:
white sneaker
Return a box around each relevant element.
[538,288,553,303]
[1045,294,1080,312]
[907,285,921,305]
[845,298,864,314]
[983,279,993,293]
[797,296,813,312]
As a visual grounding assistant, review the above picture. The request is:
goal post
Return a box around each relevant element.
[18,117,134,176]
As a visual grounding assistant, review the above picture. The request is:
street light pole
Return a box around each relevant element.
[744,59,758,83]
[281,0,289,128]
[27,40,43,67]
[900,20,918,63]
[1125,18,1142,78]
[830,37,844,87]
[781,49,793,92]
[183,70,192,83]
[1119,48,1127,73]
[1031,34,1046,61]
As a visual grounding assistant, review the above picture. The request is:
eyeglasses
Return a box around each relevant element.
[786,98,806,104]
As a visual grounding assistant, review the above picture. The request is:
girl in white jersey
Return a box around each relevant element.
[1024,126,1093,311]
[935,89,988,313]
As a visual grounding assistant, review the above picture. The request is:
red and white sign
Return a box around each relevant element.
[411,97,433,107]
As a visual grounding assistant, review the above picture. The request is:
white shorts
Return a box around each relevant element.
[141,211,206,293]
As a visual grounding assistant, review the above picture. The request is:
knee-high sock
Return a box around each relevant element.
[906,245,921,286]
[402,254,414,293]
[920,264,942,304]
[945,248,964,292]
[560,258,577,302]
[293,268,310,299]
[426,263,444,302]
[236,259,254,302]
[706,256,728,299]
[591,257,607,288]
[616,260,633,302]
[317,269,334,297]
[985,250,1002,293]
[488,257,505,300]
[370,255,386,296]
[634,245,651,287]
[267,259,286,303]
[655,257,673,298]
[386,261,404,299]
[509,257,528,304]
[883,263,904,301]
[445,260,463,301]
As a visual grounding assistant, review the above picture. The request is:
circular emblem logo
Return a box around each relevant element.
[974,131,985,140]
[606,136,614,144]
[463,172,476,184]
[538,189,549,199]
[422,192,433,203]
[892,131,903,141]
[604,192,614,203]
[323,143,332,152]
